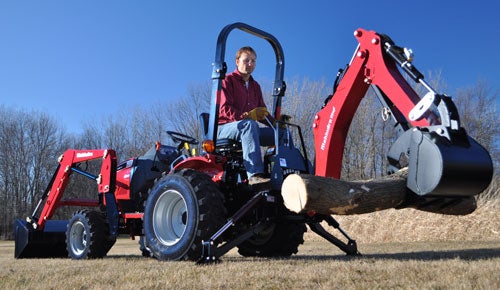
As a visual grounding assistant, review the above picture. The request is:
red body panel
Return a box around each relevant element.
[115,162,132,201]
[173,155,225,183]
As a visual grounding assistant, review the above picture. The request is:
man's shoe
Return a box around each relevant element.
[248,173,271,191]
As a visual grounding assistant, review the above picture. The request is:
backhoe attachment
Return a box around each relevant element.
[314,28,493,198]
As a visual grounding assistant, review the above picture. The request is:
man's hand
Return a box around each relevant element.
[244,107,269,121]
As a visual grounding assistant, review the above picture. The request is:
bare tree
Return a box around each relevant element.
[0,107,67,238]
[454,80,499,161]
[341,93,392,180]
[163,82,211,143]
[276,77,329,159]
[128,104,167,157]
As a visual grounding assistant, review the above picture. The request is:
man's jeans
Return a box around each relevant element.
[217,119,275,177]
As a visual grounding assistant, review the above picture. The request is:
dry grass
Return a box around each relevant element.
[1,200,499,289]
[323,199,500,243]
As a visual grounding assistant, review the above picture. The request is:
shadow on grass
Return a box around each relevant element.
[289,247,500,262]
[103,245,500,262]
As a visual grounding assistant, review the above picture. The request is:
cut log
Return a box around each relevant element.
[281,169,408,215]
[281,168,476,215]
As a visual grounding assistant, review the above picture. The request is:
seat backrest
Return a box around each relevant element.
[198,112,242,154]
[199,112,210,141]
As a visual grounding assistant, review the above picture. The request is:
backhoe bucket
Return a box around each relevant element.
[14,219,68,258]
[407,129,493,197]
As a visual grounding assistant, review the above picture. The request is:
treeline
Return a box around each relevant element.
[0,78,498,239]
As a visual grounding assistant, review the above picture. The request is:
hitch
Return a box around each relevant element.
[198,191,270,264]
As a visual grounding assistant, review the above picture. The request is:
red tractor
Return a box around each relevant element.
[14,23,493,262]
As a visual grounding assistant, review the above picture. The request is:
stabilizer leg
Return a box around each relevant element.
[308,215,360,256]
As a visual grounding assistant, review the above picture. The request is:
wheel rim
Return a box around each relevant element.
[69,220,87,256]
[153,189,188,246]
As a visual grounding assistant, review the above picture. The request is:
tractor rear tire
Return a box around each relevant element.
[66,210,115,259]
[237,217,306,257]
[143,169,226,261]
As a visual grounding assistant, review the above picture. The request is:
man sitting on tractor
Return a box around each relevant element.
[217,46,275,188]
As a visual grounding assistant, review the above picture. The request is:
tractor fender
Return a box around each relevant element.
[173,156,224,183]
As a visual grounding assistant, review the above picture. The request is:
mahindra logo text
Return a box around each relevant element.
[320,106,336,151]
[76,152,93,158]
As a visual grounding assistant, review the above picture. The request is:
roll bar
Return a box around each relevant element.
[206,22,286,143]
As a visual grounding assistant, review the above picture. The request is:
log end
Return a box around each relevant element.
[281,174,308,213]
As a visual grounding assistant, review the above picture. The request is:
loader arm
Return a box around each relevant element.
[313,28,492,197]
[27,149,117,230]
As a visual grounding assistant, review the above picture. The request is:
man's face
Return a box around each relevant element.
[236,52,257,76]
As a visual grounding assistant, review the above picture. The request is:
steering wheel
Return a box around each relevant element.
[166,131,199,145]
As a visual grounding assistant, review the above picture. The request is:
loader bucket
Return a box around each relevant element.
[407,129,493,197]
[14,219,68,258]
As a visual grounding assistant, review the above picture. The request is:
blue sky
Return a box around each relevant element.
[1,1,498,134]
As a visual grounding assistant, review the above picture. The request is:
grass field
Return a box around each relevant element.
[1,200,499,289]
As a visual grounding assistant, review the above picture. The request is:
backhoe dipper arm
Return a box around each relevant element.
[27,149,117,230]
[313,28,436,178]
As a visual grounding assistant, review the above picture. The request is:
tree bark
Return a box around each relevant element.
[281,168,476,215]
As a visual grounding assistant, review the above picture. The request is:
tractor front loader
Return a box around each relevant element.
[14,131,197,259]
[14,149,118,258]
[14,23,493,262]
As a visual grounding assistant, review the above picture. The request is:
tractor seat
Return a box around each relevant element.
[199,113,242,153]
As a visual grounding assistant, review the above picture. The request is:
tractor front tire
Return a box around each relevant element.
[66,210,115,259]
[143,169,226,261]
